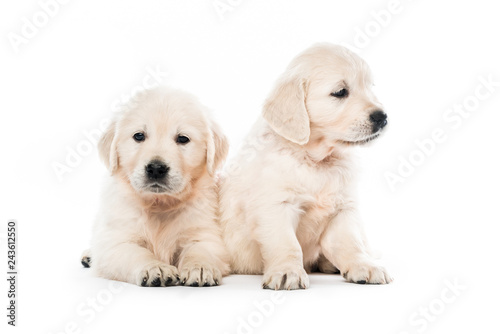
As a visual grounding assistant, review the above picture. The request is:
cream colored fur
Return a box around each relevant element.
[219,43,392,290]
[83,87,230,287]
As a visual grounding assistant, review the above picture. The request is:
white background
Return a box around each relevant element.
[1,0,499,333]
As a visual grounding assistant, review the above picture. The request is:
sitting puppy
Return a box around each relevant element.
[219,43,393,290]
[82,87,230,287]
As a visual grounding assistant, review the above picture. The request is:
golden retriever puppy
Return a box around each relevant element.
[82,87,230,287]
[219,43,393,290]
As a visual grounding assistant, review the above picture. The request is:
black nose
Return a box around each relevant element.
[369,110,388,132]
[145,160,169,180]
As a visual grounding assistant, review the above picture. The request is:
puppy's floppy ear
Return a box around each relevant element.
[98,119,119,174]
[262,70,310,145]
[206,119,229,176]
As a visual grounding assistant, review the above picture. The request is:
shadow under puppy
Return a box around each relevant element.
[220,43,393,290]
[82,87,230,287]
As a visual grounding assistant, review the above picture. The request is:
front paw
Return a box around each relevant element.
[262,266,309,290]
[179,264,222,287]
[136,261,179,287]
[342,261,393,284]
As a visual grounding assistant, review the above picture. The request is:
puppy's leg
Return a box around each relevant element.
[257,204,309,290]
[95,243,179,287]
[320,206,392,284]
[81,249,92,268]
[316,254,340,274]
[177,237,229,287]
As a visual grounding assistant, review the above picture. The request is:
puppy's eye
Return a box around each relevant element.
[331,88,348,98]
[133,132,145,142]
[176,135,190,144]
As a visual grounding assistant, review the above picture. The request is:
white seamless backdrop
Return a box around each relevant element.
[1,1,499,334]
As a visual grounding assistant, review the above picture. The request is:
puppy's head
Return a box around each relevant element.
[263,43,387,148]
[99,87,228,196]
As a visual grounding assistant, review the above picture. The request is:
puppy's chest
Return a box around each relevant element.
[139,211,182,253]
[297,167,349,219]
[301,185,342,220]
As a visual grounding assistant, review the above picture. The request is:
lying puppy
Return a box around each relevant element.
[82,87,230,287]
[220,43,393,290]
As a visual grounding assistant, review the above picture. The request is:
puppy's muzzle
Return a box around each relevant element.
[369,110,388,133]
[146,160,169,181]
